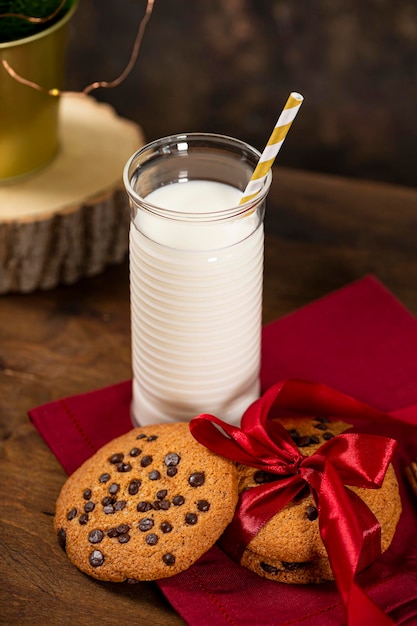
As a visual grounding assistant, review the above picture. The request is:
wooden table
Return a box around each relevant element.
[1,167,417,624]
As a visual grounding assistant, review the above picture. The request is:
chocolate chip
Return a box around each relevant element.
[188,472,205,487]
[84,501,95,513]
[161,522,172,533]
[254,471,267,484]
[313,423,328,431]
[57,528,66,550]
[306,505,318,521]
[159,500,171,510]
[101,496,115,506]
[147,435,158,442]
[196,500,210,512]
[166,466,178,477]
[139,518,154,531]
[282,561,308,570]
[116,462,132,473]
[297,436,312,447]
[254,470,276,484]
[116,524,130,534]
[109,483,120,495]
[89,550,104,567]
[185,512,198,525]
[109,452,124,464]
[99,473,110,483]
[67,508,77,521]
[128,479,141,495]
[79,513,89,525]
[287,429,300,441]
[260,562,280,574]
[129,447,141,457]
[114,500,126,511]
[137,501,153,512]
[141,455,153,467]
[165,453,180,466]
[149,470,161,481]
[146,533,159,545]
[309,435,320,444]
[152,501,161,510]
[103,505,115,515]
[172,495,185,506]
[316,416,329,423]
[83,489,92,500]
[107,525,129,539]
[156,489,168,500]
[323,431,334,440]
[88,529,104,544]
[163,553,175,566]
[136,433,146,439]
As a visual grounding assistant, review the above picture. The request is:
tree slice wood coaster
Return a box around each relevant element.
[0,95,144,293]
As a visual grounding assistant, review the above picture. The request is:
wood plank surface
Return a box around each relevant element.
[1,166,417,625]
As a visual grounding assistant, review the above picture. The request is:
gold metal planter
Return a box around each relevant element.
[0,2,77,181]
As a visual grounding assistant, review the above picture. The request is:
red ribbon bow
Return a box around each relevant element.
[190,379,398,626]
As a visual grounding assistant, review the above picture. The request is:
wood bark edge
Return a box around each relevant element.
[0,187,130,293]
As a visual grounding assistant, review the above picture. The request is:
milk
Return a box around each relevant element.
[129,179,264,426]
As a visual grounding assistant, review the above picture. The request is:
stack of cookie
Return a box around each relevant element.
[235,416,401,584]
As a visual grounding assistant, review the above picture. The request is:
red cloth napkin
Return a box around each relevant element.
[29,275,417,626]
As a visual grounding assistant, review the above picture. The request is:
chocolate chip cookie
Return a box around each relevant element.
[54,422,238,582]
[236,416,401,584]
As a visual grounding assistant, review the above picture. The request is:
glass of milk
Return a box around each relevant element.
[123,133,272,427]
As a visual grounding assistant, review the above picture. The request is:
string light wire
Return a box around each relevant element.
[0,0,155,97]
[0,0,67,24]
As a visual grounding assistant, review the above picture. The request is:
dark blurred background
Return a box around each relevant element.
[66,0,417,188]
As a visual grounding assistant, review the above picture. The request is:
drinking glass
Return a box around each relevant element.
[123,133,272,426]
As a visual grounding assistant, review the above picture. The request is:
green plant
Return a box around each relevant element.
[0,0,76,42]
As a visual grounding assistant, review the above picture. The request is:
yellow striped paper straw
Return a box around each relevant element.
[240,92,304,204]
